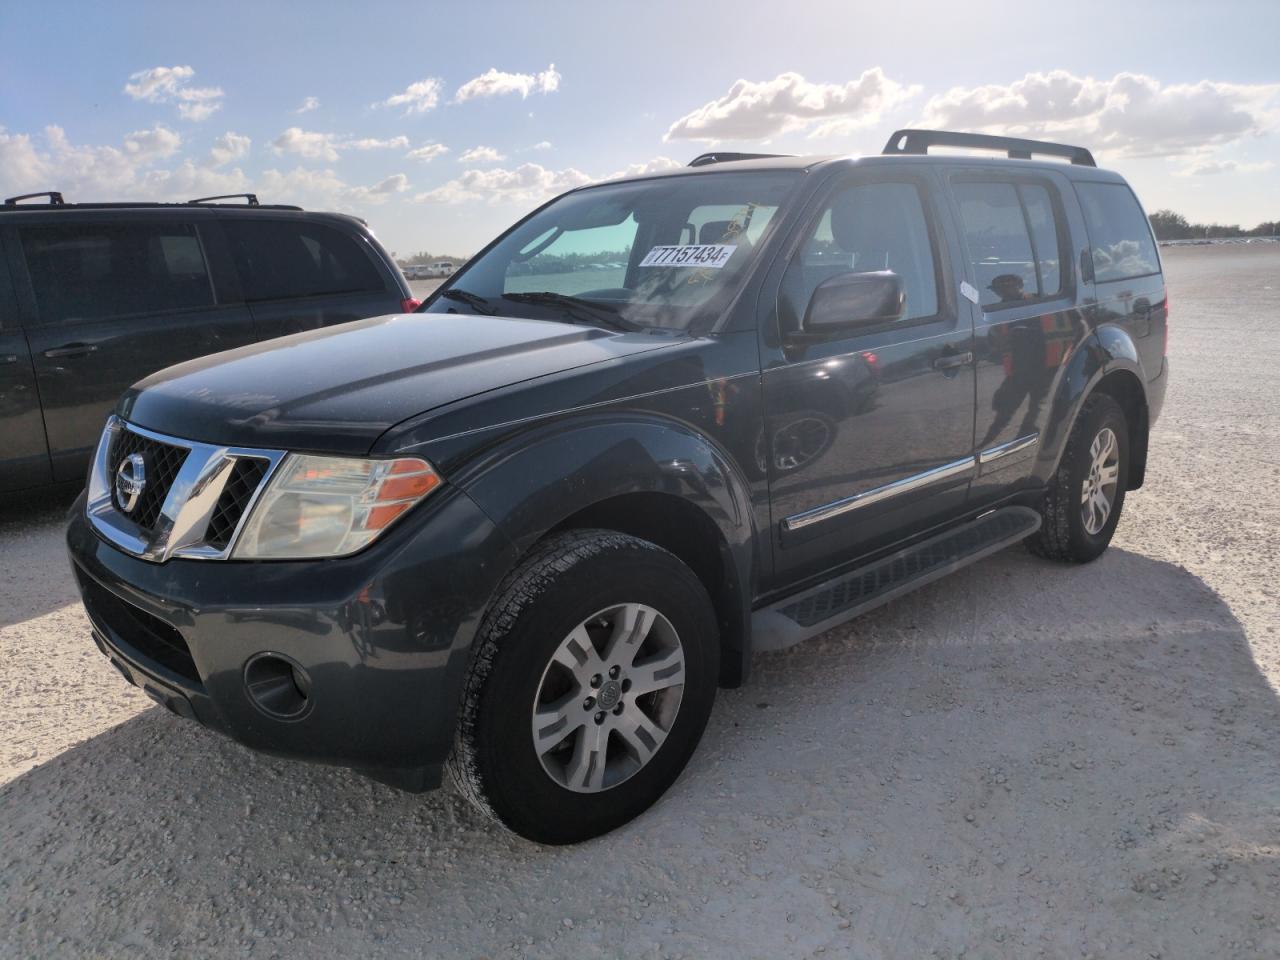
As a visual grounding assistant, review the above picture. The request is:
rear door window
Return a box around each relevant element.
[222,220,386,302]
[20,222,215,324]
[1076,182,1160,282]
[953,181,1067,308]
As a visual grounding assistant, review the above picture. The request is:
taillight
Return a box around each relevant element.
[400,297,422,313]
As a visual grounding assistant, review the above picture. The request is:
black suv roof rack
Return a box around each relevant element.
[4,191,65,206]
[188,193,260,206]
[882,129,1096,167]
[688,152,793,167]
[1,191,302,213]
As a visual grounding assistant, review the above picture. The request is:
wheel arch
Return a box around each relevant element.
[457,414,759,688]
[1037,330,1151,491]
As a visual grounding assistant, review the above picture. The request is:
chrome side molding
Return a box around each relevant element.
[782,456,975,532]
[782,433,1040,533]
[978,433,1039,471]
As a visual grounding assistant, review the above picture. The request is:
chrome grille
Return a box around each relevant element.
[109,430,188,531]
[86,417,285,563]
[205,457,270,549]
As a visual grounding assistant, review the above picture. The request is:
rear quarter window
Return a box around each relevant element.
[1075,182,1160,283]
[223,220,386,302]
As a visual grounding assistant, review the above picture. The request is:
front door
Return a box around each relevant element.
[760,172,976,588]
[12,217,256,481]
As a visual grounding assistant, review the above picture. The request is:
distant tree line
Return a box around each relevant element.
[1149,210,1280,241]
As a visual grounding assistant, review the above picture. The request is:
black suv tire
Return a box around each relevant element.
[448,530,719,844]
[1027,393,1129,563]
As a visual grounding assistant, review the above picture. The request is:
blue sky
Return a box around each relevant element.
[2,0,1277,256]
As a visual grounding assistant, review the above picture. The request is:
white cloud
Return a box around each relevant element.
[347,135,410,150]
[375,78,444,115]
[415,162,591,204]
[531,140,552,151]
[665,68,920,142]
[601,156,684,181]
[0,125,244,201]
[122,125,182,161]
[272,127,342,162]
[920,70,1280,157]
[209,131,251,166]
[123,65,224,122]
[458,145,506,165]
[454,64,560,103]
[1174,156,1275,176]
[272,128,408,162]
[406,143,449,163]
[295,96,320,114]
[256,166,410,208]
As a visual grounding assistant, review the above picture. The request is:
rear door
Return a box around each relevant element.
[13,214,257,481]
[220,217,404,341]
[946,170,1088,504]
[0,235,50,492]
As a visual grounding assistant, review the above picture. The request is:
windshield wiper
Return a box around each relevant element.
[439,288,495,314]
[501,291,639,332]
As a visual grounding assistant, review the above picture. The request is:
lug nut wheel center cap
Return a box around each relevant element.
[596,679,622,711]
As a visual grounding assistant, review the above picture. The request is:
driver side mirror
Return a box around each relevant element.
[801,270,905,339]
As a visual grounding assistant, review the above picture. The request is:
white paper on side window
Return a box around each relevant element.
[639,244,737,268]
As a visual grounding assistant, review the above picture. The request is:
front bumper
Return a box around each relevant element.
[66,485,518,790]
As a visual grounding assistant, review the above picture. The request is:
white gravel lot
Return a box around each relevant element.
[2,245,1278,959]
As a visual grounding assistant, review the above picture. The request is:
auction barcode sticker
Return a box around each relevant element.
[639,244,737,268]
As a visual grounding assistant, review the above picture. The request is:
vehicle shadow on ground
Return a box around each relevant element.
[3,546,1278,959]
[0,487,82,628]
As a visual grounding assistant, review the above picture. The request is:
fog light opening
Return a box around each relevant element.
[244,653,312,720]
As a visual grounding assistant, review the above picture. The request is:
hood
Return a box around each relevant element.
[118,313,676,454]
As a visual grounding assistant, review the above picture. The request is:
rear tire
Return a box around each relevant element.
[1027,393,1129,563]
[448,530,719,844]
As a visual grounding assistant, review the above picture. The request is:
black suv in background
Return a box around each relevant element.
[0,193,415,493]
[67,131,1168,843]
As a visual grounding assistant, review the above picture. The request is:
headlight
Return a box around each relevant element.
[232,454,441,559]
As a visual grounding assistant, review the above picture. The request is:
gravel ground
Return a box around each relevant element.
[2,245,1278,959]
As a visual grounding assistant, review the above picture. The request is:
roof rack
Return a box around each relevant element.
[688,152,793,167]
[882,129,1096,167]
[188,193,260,206]
[4,191,65,206]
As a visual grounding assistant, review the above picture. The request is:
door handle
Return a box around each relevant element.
[933,351,973,371]
[1,353,18,365]
[43,343,98,360]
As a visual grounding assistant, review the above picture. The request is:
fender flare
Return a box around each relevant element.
[1034,325,1150,486]
[457,412,759,684]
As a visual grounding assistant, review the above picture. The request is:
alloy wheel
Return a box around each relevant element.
[1080,426,1120,535]
[531,603,685,793]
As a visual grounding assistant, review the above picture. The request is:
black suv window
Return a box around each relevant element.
[953,181,1064,308]
[223,220,385,302]
[1076,182,1160,283]
[781,180,940,329]
[20,222,215,324]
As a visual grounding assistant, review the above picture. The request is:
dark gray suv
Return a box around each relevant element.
[0,192,416,493]
[67,131,1168,843]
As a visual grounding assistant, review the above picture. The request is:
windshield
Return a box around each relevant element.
[423,170,798,332]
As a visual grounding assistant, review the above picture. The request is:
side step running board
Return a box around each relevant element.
[752,506,1041,651]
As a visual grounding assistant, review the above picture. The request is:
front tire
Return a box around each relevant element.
[448,530,719,844]
[1027,393,1129,563]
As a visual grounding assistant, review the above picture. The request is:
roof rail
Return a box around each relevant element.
[189,193,260,206]
[882,129,1096,167]
[4,191,65,206]
[688,152,792,167]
